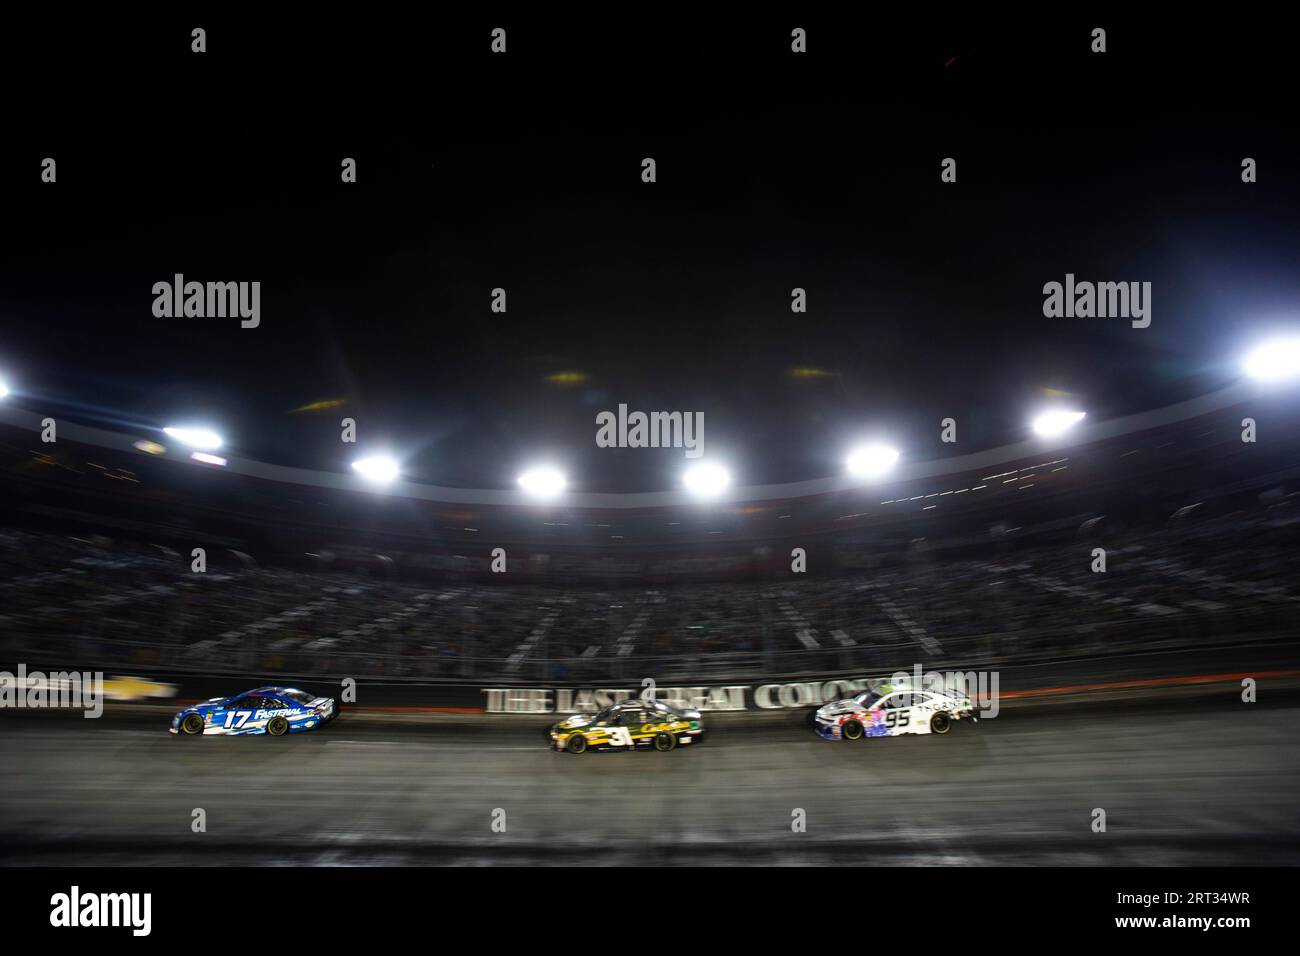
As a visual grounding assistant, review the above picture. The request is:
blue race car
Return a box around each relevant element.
[170,686,337,737]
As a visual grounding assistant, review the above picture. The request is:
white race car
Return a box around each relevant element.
[812,685,977,740]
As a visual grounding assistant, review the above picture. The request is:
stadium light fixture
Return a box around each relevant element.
[1242,336,1300,383]
[0,380,9,400]
[517,465,566,499]
[163,425,223,450]
[846,443,900,479]
[1031,409,1086,437]
[351,455,400,484]
[683,462,731,498]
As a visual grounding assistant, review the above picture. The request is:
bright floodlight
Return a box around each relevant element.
[846,444,900,479]
[352,455,399,484]
[1031,409,1086,437]
[0,380,9,400]
[163,426,223,450]
[517,465,566,499]
[1243,336,1300,383]
[683,462,731,498]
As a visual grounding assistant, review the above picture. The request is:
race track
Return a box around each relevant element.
[3,696,1299,865]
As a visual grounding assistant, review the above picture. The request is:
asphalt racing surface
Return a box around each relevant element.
[3,696,1299,865]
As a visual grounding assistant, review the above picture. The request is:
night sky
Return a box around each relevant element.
[2,13,1296,491]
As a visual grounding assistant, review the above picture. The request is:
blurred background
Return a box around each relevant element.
[2,12,1299,865]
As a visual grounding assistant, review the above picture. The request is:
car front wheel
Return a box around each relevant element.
[841,719,864,740]
[566,733,588,754]
[180,713,205,736]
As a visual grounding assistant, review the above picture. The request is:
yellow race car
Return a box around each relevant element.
[549,699,704,753]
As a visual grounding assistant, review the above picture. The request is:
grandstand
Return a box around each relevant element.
[2,503,1296,683]
[2,379,1300,683]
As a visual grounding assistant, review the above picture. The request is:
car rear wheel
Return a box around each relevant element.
[930,712,952,735]
[566,733,588,754]
[267,715,290,737]
[841,719,864,740]
[653,732,676,752]
[180,713,204,736]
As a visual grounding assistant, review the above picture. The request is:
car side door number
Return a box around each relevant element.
[605,726,634,747]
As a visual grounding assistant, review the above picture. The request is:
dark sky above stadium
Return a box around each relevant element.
[2,15,1297,491]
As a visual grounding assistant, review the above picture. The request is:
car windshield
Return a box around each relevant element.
[854,691,882,708]
[601,701,646,719]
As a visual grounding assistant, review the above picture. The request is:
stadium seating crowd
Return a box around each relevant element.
[2,505,1297,681]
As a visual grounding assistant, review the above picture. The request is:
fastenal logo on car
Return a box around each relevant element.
[49,886,151,936]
